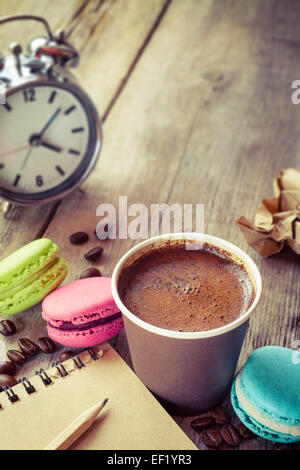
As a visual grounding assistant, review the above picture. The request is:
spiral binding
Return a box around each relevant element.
[51,360,68,377]
[87,347,99,360]
[4,385,19,403]
[35,368,52,386]
[0,348,100,408]
[71,352,84,369]
[19,377,35,394]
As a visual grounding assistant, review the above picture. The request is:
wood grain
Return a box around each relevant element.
[0,0,88,260]
[0,0,168,258]
[0,0,299,451]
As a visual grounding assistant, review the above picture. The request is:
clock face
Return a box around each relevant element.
[0,82,100,203]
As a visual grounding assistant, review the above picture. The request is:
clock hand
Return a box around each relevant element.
[38,107,61,138]
[0,145,30,157]
[20,146,34,171]
[24,107,61,162]
[40,141,63,153]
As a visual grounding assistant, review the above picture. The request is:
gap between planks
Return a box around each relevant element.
[35,0,173,239]
[102,0,172,122]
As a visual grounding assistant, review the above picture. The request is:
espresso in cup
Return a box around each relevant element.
[118,241,255,332]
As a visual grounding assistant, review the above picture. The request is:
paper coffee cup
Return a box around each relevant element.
[111,233,262,414]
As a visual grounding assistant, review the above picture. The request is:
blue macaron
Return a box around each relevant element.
[231,346,300,443]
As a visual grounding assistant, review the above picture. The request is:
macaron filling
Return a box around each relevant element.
[0,239,59,295]
[0,257,59,300]
[47,312,122,332]
[235,373,300,437]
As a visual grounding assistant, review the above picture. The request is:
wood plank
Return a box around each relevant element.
[0,0,170,424]
[1,0,300,451]
[0,0,168,259]
[39,0,299,450]
[72,0,172,118]
[0,0,169,376]
[0,0,89,261]
[152,0,300,450]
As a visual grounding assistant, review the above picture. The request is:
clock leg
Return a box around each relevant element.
[75,187,86,195]
[1,200,11,214]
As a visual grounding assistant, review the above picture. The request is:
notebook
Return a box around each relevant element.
[0,344,197,450]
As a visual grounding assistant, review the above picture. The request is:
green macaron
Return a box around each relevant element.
[0,238,67,315]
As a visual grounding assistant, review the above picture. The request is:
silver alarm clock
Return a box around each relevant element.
[0,14,102,206]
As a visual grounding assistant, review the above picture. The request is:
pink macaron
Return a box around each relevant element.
[42,277,124,348]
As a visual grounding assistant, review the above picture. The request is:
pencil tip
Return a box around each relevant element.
[102,397,109,407]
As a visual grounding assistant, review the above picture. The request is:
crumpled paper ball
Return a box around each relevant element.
[235,168,300,257]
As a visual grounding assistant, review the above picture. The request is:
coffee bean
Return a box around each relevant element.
[38,337,56,354]
[59,350,75,362]
[0,319,16,336]
[211,405,231,424]
[200,428,223,448]
[0,361,16,376]
[0,374,18,391]
[191,413,213,432]
[7,349,27,365]
[18,338,39,356]
[84,246,103,262]
[236,421,255,439]
[220,423,241,447]
[79,267,102,279]
[69,232,89,245]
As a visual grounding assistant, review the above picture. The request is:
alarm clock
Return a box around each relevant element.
[0,14,102,206]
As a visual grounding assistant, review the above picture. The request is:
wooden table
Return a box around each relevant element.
[0,0,299,450]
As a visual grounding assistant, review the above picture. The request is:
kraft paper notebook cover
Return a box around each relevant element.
[0,344,196,450]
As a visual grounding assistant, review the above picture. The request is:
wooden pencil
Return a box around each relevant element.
[44,398,109,450]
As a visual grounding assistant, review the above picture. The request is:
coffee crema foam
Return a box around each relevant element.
[118,242,255,332]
